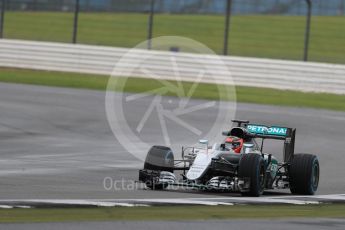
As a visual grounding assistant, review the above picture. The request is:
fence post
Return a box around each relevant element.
[72,0,80,44]
[304,0,312,61]
[223,0,232,55]
[0,0,5,38]
[147,0,155,50]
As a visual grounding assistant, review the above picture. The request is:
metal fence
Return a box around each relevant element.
[0,0,344,64]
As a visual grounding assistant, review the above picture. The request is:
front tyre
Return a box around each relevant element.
[143,146,174,190]
[289,154,319,195]
[238,153,265,197]
[144,146,174,172]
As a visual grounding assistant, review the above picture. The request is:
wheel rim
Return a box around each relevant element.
[312,161,319,189]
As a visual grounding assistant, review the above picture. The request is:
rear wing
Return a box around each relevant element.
[246,124,296,163]
[228,121,296,163]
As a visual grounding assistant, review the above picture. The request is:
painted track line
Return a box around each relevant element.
[1,194,345,208]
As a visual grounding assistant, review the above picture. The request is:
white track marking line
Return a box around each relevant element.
[251,198,319,205]
[2,194,345,207]
[261,194,345,200]
[4,200,149,207]
[0,199,232,207]
[188,197,319,205]
[313,194,345,200]
[134,199,233,206]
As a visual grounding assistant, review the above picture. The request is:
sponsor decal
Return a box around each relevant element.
[247,124,287,136]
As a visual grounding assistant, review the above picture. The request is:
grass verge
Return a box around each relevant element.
[0,67,344,112]
[1,204,345,223]
[3,12,345,63]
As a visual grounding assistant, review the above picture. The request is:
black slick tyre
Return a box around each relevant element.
[289,153,319,195]
[143,146,174,190]
[238,153,265,197]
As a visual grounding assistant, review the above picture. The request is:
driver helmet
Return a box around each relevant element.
[224,136,244,153]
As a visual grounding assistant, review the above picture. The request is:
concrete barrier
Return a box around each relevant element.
[0,39,344,94]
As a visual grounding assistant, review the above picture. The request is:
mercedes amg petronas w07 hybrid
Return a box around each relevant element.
[139,120,319,196]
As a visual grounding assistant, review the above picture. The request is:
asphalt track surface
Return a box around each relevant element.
[2,219,345,230]
[0,82,345,200]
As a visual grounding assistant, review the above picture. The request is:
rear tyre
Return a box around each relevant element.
[289,153,319,195]
[143,146,174,190]
[238,153,265,197]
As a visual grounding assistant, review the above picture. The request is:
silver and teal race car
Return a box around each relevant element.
[139,120,320,196]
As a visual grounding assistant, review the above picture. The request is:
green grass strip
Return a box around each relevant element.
[0,67,344,111]
[1,204,345,223]
[3,12,345,64]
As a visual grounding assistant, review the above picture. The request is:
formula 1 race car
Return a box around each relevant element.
[139,120,319,196]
